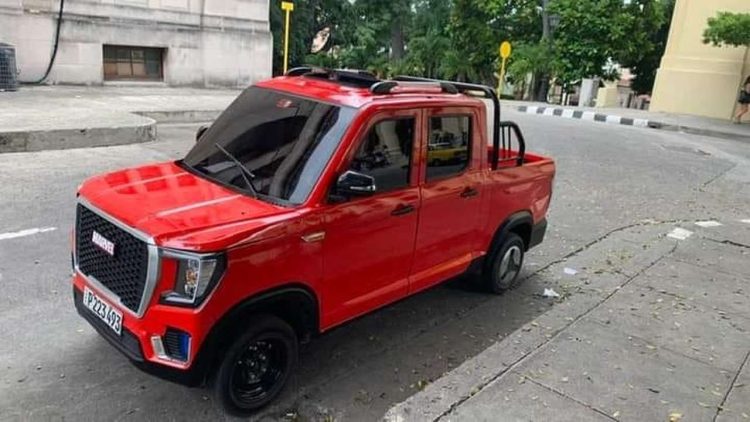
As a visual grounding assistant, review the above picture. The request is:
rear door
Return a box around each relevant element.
[410,108,485,293]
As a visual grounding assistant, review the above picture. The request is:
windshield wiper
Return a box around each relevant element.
[214,144,259,198]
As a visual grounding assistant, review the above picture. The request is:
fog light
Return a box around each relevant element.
[163,328,191,362]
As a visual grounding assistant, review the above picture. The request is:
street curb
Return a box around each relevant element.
[0,108,223,153]
[0,120,157,153]
[516,105,750,142]
[133,109,221,124]
[518,104,651,128]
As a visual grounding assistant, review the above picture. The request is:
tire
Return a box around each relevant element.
[213,314,298,417]
[484,232,525,294]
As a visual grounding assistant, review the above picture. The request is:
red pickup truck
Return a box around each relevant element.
[72,69,554,415]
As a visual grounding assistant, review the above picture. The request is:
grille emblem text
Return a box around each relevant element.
[92,230,116,256]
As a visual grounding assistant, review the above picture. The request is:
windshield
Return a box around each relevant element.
[182,87,356,205]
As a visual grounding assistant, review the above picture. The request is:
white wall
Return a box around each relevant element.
[0,0,272,87]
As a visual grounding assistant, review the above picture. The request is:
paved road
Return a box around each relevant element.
[1,111,748,421]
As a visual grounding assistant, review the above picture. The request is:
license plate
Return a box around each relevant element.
[83,287,123,336]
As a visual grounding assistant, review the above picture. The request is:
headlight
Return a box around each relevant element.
[161,252,226,307]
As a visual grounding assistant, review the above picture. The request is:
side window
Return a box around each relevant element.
[426,115,471,180]
[349,118,415,193]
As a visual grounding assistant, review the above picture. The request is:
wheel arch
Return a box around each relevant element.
[488,211,534,253]
[192,283,320,385]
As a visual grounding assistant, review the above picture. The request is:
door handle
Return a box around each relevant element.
[460,187,479,198]
[391,204,415,216]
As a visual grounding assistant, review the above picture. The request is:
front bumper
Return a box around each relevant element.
[73,283,209,387]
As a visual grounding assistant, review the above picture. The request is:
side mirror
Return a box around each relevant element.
[196,125,209,142]
[336,170,376,197]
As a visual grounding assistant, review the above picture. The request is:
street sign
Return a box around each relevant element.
[500,41,512,59]
[281,1,294,74]
[498,41,512,94]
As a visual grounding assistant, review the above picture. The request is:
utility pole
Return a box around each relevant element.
[537,0,551,103]
[281,1,294,74]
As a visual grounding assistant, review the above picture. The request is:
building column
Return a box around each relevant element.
[651,0,750,120]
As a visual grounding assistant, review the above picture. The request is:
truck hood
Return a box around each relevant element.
[78,161,294,251]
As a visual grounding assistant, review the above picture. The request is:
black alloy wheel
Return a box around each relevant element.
[214,315,298,416]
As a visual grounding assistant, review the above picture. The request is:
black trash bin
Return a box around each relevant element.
[0,43,19,91]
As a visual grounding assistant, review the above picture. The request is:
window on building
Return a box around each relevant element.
[103,45,164,81]
[426,115,471,180]
[349,118,415,193]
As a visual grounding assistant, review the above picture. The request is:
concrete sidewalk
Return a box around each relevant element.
[386,219,750,421]
[0,85,240,152]
[506,100,750,143]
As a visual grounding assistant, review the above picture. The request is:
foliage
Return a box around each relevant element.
[506,41,555,83]
[270,0,354,75]
[443,0,498,83]
[617,0,674,94]
[270,0,675,95]
[703,12,750,48]
[548,0,635,83]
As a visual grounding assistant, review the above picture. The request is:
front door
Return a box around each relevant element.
[322,110,421,327]
[410,109,485,293]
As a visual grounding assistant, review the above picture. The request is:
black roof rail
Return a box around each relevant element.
[285,66,380,88]
[370,80,459,95]
[286,66,323,76]
[393,75,495,99]
[394,75,502,169]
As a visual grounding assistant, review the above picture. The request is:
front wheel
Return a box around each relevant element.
[484,233,525,294]
[213,315,298,416]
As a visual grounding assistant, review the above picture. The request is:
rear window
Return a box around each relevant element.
[426,115,471,180]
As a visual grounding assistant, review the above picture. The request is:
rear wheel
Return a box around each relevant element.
[485,233,525,294]
[213,315,298,416]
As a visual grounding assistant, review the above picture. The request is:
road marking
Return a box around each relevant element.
[667,227,693,240]
[0,227,57,241]
[695,221,723,228]
[741,219,750,224]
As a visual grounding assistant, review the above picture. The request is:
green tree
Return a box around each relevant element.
[703,12,750,47]
[617,0,675,95]
[403,0,452,78]
[548,0,635,84]
[506,41,555,97]
[443,0,498,83]
[270,0,355,75]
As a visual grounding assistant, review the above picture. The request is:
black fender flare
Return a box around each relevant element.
[189,284,320,386]
[487,211,533,257]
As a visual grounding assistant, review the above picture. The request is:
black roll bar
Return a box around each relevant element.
[499,121,526,167]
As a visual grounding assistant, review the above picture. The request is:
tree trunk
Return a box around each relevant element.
[537,0,551,103]
[390,20,405,60]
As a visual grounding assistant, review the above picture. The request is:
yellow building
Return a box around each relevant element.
[651,0,750,120]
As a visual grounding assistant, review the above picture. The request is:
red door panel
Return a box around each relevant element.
[322,188,419,326]
[320,109,421,328]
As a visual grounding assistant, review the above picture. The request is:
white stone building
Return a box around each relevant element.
[0,0,272,87]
